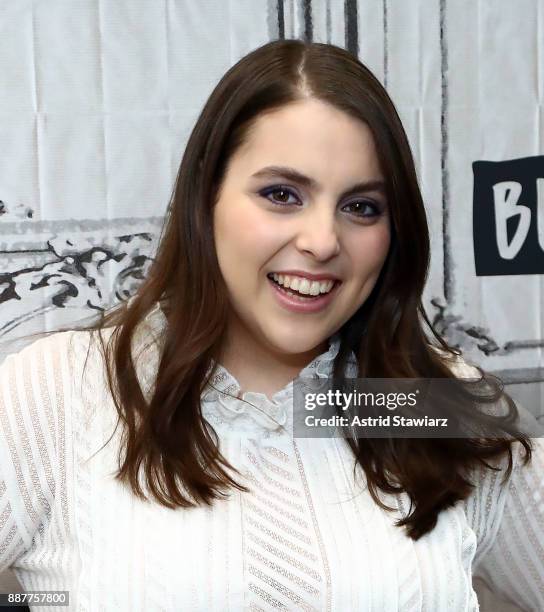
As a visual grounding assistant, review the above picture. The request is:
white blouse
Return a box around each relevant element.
[0,302,543,611]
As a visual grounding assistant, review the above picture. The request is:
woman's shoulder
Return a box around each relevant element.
[427,346,541,551]
[1,325,111,365]
[1,329,81,383]
[0,326,119,408]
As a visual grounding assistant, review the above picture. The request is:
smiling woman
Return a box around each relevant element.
[1,39,543,610]
[212,99,391,396]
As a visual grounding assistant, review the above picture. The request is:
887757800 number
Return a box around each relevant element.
[0,591,69,606]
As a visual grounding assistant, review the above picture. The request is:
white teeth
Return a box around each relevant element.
[290,277,301,291]
[307,280,321,297]
[270,273,335,295]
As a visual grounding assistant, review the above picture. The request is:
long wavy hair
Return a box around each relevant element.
[24,39,533,541]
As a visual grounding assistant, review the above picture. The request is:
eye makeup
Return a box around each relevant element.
[257,184,384,219]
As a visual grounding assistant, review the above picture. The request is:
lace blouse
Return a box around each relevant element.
[0,302,543,611]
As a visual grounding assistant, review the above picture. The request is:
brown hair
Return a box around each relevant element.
[20,39,533,540]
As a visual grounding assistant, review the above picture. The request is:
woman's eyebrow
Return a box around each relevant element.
[250,165,387,197]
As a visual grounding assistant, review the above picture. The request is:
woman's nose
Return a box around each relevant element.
[294,209,341,260]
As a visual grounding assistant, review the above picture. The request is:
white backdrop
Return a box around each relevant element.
[0,1,542,609]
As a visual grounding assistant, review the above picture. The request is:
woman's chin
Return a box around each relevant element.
[260,330,329,359]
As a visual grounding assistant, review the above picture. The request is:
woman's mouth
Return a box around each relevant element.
[266,273,341,313]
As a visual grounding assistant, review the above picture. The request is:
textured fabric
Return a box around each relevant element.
[0,302,543,611]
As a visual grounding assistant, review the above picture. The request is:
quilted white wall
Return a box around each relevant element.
[0,1,542,610]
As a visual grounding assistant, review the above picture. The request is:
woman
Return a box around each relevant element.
[0,39,542,611]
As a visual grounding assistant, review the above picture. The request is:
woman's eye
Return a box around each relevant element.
[260,186,299,206]
[259,185,381,218]
[343,200,381,217]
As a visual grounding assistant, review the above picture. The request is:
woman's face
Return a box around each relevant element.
[213,98,391,361]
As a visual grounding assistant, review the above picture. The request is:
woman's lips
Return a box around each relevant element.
[267,276,341,313]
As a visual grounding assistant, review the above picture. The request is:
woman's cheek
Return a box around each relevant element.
[240,215,286,253]
[347,224,389,259]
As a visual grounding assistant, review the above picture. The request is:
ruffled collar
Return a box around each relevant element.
[200,335,345,432]
[135,299,358,434]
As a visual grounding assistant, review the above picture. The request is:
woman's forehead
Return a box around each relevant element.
[229,109,383,185]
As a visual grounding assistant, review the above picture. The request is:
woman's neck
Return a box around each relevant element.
[219,325,328,400]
